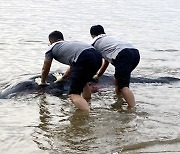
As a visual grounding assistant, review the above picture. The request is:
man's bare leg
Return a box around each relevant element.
[82,83,91,101]
[69,94,90,112]
[121,87,135,108]
[115,78,135,108]
[114,78,123,99]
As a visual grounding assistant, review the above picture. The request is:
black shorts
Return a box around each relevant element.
[69,48,102,94]
[112,48,140,89]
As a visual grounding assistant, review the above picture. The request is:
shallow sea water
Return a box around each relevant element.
[0,0,180,153]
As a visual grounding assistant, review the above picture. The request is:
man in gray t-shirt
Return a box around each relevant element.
[39,31,102,112]
[90,25,140,109]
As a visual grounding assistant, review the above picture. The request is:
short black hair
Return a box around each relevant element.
[90,25,105,36]
[49,30,64,40]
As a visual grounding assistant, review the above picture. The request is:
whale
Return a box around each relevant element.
[0,72,113,99]
[0,71,180,99]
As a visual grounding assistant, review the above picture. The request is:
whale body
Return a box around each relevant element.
[0,71,179,99]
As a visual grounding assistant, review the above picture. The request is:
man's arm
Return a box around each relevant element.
[53,66,73,83]
[41,58,52,83]
[94,59,109,80]
[61,66,72,80]
[97,59,109,77]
